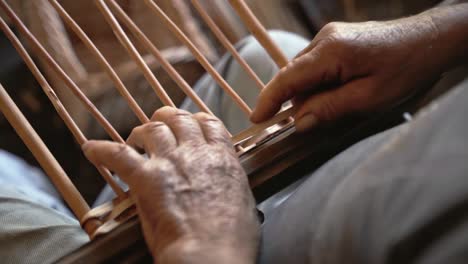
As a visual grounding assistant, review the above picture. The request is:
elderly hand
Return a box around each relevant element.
[251,6,468,131]
[83,107,259,264]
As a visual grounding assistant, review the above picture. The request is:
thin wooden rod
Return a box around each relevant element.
[48,0,149,124]
[96,166,125,197]
[0,83,90,220]
[94,0,175,108]
[0,0,124,143]
[190,0,264,90]
[144,0,252,116]
[106,0,213,115]
[0,19,86,143]
[227,0,289,68]
[0,16,126,198]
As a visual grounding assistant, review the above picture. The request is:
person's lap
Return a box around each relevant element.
[0,151,88,263]
[0,185,89,263]
[259,78,468,264]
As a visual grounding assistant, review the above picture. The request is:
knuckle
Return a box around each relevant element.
[151,106,176,121]
[174,109,192,118]
[322,22,343,35]
[176,108,191,115]
[318,23,351,48]
[142,122,167,135]
[273,68,288,91]
[129,125,145,138]
[193,112,221,124]
[113,143,134,160]
[316,97,340,121]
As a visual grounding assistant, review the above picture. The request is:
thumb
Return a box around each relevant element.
[83,140,146,184]
[251,50,338,123]
[294,78,373,132]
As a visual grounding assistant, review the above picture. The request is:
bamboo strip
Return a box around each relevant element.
[48,0,149,124]
[106,0,213,115]
[94,0,175,108]
[0,0,124,143]
[227,0,289,68]
[190,0,264,90]
[0,16,126,198]
[144,0,252,116]
[96,166,125,197]
[0,83,90,220]
[231,106,295,144]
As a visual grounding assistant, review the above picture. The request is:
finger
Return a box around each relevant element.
[293,78,373,132]
[127,122,177,156]
[192,112,232,148]
[83,141,145,183]
[293,37,322,59]
[292,92,312,108]
[251,51,337,123]
[151,106,205,144]
[294,42,313,59]
[293,25,336,59]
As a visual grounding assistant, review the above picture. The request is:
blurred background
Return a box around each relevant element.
[0,0,443,202]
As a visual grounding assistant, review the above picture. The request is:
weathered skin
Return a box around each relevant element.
[251,4,468,132]
[83,107,259,264]
[82,3,468,264]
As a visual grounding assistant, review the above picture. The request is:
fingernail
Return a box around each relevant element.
[295,114,318,132]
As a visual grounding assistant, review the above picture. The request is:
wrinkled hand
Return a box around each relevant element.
[251,14,445,131]
[83,107,259,263]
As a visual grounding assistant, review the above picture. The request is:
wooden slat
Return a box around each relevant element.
[0,12,126,198]
[95,0,176,108]
[49,0,149,124]
[106,0,212,115]
[144,0,252,116]
[228,0,289,68]
[0,83,90,221]
[190,0,264,90]
[0,0,124,143]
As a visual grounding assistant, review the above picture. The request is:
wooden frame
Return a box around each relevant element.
[0,0,294,238]
[0,1,432,261]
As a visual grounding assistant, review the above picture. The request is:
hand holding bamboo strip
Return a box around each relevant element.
[0,0,296,239]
